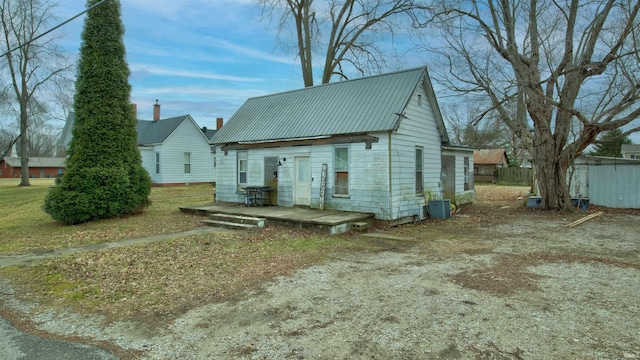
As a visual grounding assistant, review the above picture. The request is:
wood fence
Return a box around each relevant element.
[496,168,533,185]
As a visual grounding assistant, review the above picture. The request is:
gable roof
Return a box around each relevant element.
[474,149,509,165]
[136,115,191,145]
[212,67,449,144]
[60,113,204,147]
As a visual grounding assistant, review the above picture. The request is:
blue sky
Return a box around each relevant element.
[54,1,638,144]
[57,0,312,130]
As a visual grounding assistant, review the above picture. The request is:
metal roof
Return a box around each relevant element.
[212,67,431,144]
[473,149,509,165]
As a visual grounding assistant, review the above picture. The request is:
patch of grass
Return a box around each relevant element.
[1,229,384,321]
[0,181,213,254]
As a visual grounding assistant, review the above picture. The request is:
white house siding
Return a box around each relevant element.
[320,134,391,219]
[159,120,214,185]
[389,86,443,220]
[571,157,640,209]
[138,147,160,183]
[214,140,394,218]
[442,148,476,205]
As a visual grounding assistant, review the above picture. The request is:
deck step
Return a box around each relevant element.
[208,213,266,228]
[201,213,266,230]
[200,219,260,231]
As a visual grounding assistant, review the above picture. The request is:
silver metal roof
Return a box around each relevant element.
[212,67,431,144]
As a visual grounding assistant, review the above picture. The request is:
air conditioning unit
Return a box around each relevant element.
[428,200,451,219]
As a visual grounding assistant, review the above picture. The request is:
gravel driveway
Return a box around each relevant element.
[11,207,638,360]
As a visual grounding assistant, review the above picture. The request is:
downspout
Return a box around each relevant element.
[388,132,393,219]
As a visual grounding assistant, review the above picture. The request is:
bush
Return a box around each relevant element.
[44,166,150,225]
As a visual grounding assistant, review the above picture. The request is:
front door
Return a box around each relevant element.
[294,156,311,206]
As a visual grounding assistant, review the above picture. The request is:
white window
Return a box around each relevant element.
[184,152,191,174]
[334,146,349,196]
[416,147,423,194]
[238,151,248,185]
[155,152,160,174]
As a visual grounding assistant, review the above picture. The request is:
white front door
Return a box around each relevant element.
[294,156,311,206]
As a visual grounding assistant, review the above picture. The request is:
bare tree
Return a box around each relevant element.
[419,0,640,209]
[443,102,507,148]
[1,0,71,186]
[259,0,427,87]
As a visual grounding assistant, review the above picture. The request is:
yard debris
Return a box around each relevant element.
[565,211,604,228]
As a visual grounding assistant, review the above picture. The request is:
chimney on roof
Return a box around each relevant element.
[216,117,223,130]
[153,100,160,121]
[131,103,137,119]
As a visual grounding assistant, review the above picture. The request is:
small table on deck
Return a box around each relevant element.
[242,186,272,206]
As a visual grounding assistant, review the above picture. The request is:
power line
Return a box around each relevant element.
[1,0,108,58]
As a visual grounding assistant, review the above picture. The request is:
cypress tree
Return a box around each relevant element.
[44,0,151,225]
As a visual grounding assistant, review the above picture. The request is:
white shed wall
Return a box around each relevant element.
[442,148,476,205]
[571,158,640,209]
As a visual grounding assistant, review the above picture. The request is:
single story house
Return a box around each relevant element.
[621,144,640,159]
[60,103,219,186]
[473,149,509,182]
[211,67,475,223]
[0,156,66,178]
[570,155,640,209]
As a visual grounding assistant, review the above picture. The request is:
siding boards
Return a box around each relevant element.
[571,159,640,208]
[160,120,213,184]
[389,87,442,219]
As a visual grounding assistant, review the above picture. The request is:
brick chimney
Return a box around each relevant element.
[131,103,137,119]
[153,100,160,121]
[216,117,223,130]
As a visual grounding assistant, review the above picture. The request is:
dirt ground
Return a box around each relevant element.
[3,187,640,359]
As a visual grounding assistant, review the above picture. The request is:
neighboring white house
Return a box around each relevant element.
[570,155,640,209]
[621,144,640,159]
[211,67,475,222]
[60,105,218,186]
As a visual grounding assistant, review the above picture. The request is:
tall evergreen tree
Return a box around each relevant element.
[44,0,150,225]
[590,129,633,158]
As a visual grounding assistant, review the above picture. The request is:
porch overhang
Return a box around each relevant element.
[219,134,380,155]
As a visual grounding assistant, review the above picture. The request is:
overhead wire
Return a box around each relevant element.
[0,0,108,58]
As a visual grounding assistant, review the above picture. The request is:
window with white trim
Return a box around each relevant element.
[334,146,349,196]
[184,152,191,174]
[238,151,248,185]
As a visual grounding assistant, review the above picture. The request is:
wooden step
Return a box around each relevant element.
[200,219,260,231]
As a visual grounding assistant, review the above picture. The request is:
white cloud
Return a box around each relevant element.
[129,64,263,82]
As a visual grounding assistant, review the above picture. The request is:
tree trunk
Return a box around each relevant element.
[18,108,30,186]
[533,136,571,210]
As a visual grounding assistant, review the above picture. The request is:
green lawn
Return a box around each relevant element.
[0,179,214,254]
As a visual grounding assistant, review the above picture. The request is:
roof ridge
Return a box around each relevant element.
[247,66,428,101]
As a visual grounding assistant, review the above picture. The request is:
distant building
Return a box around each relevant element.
[60,103,221,186]
[473,149,509,182]
[621,144,640,159]
[0,156,66,178]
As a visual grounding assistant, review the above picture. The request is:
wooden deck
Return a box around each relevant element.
[179,202,375,234]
